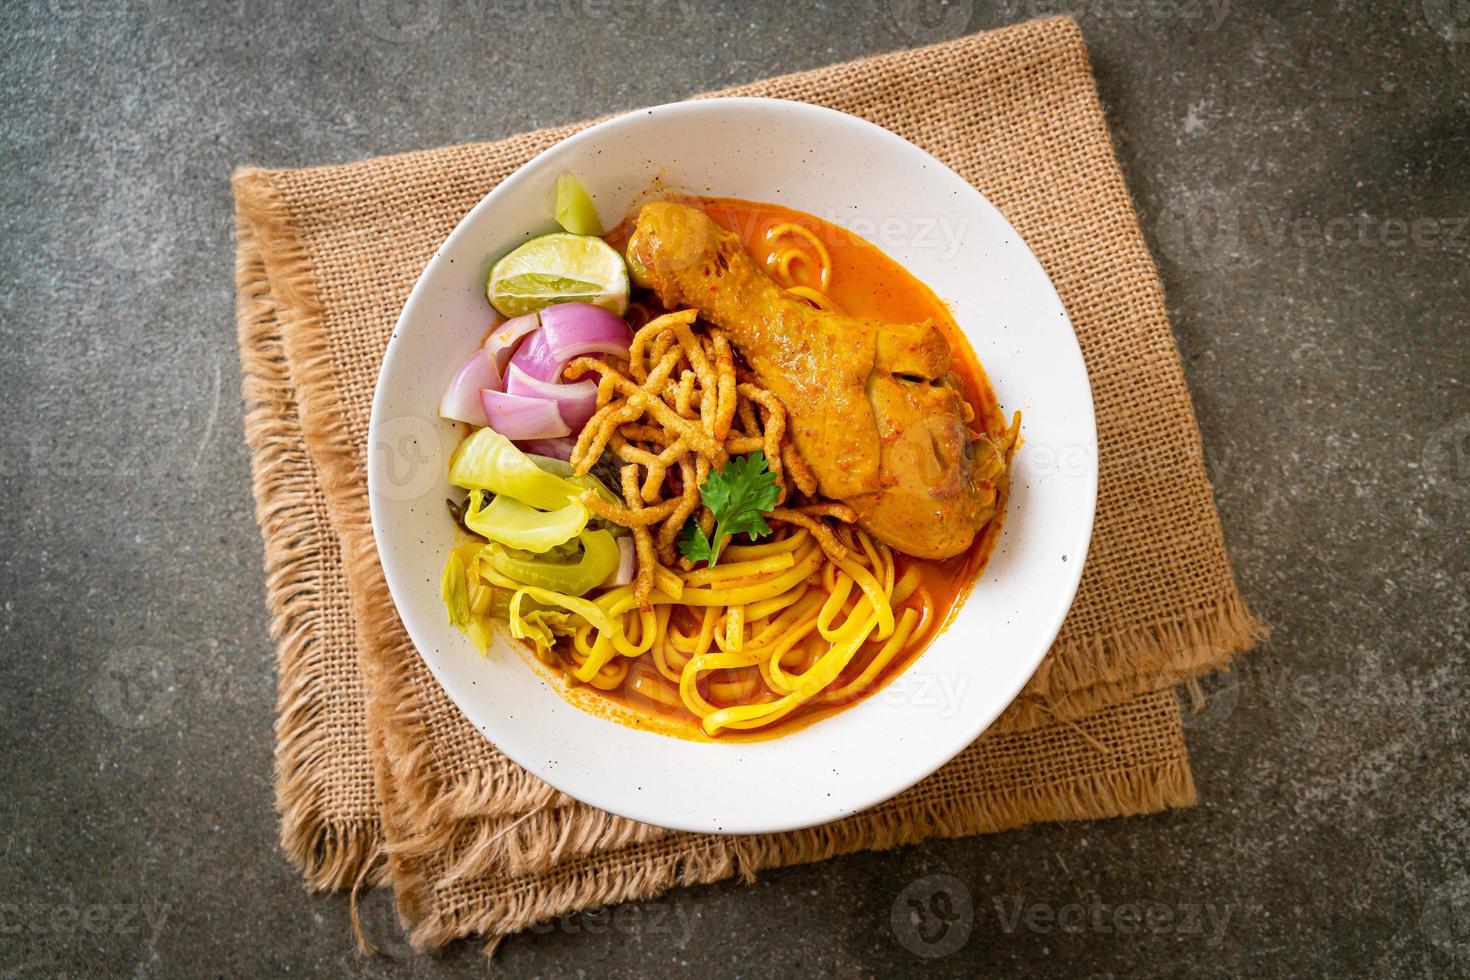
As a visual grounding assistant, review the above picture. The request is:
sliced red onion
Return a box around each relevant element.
[540,302,634,362]
[482,313,539,375]
[438,349,500,426]
[480,389,570,440]
[504,365,598,431]
[507,329,563,383]
[605,535,636,587]
[517,437,575,462]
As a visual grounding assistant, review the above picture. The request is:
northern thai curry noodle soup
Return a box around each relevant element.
[437,184,1019,742]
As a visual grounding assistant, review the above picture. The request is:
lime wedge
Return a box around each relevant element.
[487,232,629,318]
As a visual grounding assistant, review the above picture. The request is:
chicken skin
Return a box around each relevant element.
[625,201,1014,560]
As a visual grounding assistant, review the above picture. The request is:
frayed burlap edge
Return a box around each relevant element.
[236,161,519,911]
[232,164,563,915]
[1001,587,1267,730]
[373,665,1208,888]
[235,180,384,891]
[394,700,1196,953]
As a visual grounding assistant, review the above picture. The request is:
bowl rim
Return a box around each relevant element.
[368,96,1097,834]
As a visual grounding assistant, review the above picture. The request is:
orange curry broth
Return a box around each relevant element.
[514,198,1007,741]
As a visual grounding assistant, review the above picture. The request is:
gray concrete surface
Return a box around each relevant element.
[2,0,1467,976]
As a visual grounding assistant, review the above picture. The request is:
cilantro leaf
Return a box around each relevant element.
[676,451,781,568]
[677,519,714,565]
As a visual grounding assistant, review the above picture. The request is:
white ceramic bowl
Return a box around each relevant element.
[368,98,1096,834]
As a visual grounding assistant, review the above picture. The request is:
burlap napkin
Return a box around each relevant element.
[233,16,1263,951]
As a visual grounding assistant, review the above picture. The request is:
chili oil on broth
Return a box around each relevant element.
[512,197,1008,742]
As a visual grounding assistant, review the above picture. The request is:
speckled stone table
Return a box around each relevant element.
[1,2,1465,976]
